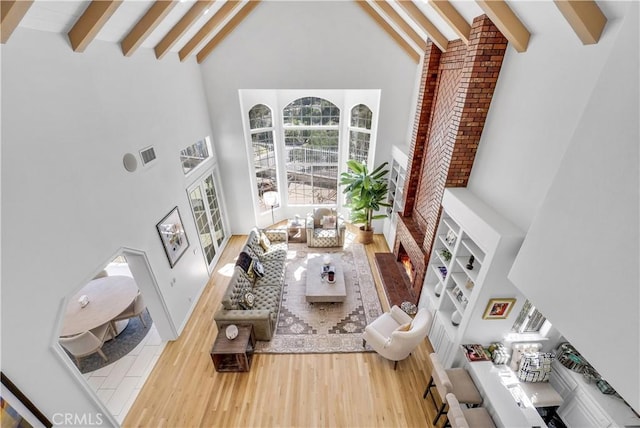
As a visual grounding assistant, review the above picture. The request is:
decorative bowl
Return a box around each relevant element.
[225,324,239,340]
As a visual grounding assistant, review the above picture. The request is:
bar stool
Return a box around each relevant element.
[424,353,483,425]
[445,393,495,428]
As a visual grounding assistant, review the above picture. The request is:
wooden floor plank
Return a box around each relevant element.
[123,228,439,428]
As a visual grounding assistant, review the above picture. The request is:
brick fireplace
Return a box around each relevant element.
[381,15,508,307]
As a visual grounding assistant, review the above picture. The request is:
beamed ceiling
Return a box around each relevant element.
[1,0,608,63]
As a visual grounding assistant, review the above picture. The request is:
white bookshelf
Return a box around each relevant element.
[420,188,525,368]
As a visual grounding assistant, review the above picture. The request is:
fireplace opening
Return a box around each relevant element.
[397,244,415,284]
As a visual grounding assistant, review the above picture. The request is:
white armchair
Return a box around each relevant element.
[306,207,346,248]
[362,305,432,369]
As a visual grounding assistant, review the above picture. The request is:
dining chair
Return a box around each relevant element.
[111,291,147,332]
[424,352,483,425]
[59,323,113,368]
[445,393,495,428]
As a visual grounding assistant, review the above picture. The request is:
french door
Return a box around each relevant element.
[188,171,227,273]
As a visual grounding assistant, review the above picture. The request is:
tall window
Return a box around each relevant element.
[512,300,549,333]
[283,97,340,205]
[348,104,373,164]
[249,104,278,212]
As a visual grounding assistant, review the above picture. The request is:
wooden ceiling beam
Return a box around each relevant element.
[155,0,215,59]
[196,0,261,64]
[476,0,530,53]
[554,0,606,45]
[179,0,241,62]
[1,0,34,43]
[396,0,447,52]
[429,0,470,44]
[373,0,427,51]
[356,1,420,63]
[121,0,178,57]
[68,0,122,53]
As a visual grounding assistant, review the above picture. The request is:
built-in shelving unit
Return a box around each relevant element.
[387,157,406,216]
[382,146,409,250]
[418,188,525,368]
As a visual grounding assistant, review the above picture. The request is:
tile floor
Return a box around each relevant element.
[82,322,166,424]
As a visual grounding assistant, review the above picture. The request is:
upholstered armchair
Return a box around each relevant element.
[306,207,346,248]
[362,305,432,369]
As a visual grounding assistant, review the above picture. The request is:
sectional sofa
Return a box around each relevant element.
[213,227,288,340]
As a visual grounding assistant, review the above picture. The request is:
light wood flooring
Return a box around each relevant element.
[123,231,441,428]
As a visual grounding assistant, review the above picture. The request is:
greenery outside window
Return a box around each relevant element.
[180,138,212,175]
[249,104,278,212]
[511,300,549,333]
[283,97,340,205]
[348,104,373,164]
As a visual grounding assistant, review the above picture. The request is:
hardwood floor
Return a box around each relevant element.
[123,231,440,428]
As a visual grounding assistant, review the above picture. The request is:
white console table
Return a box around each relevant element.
[467,361,549,427]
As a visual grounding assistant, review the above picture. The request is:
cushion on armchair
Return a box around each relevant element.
[518,352,554,382]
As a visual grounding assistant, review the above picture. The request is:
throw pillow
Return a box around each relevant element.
[238,291,256,310]
[322,215,336,229]
[518,352,554,382]
[235,251,253,273]
[246,260,256,281]
[259,232,271,251]
[395,322,411,332]
[252,259,265,278]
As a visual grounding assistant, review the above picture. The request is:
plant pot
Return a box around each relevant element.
[357,226,374,245]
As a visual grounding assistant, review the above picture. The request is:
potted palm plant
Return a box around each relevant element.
[340,160,390,244]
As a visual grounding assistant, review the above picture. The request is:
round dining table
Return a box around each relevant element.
[61,275,139,337]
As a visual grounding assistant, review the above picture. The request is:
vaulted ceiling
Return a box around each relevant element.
[1,0,608,64]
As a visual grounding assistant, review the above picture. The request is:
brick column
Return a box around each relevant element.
[402,42,441,217]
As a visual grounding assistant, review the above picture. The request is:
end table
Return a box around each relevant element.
[287,219,306,243]
[210,324,256,372]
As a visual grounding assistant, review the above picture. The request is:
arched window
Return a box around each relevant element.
[348,104,373,164]
[249,104,278,213]
[283,97,340,205]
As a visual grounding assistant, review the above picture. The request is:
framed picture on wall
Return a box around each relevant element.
[482,298,516,320]
[156,206,190,268]
[1,372,52,427]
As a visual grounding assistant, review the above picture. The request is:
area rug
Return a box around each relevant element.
[64,309,153,374]
[254,243,383,354]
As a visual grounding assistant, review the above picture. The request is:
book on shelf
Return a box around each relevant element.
[461,344,491,362]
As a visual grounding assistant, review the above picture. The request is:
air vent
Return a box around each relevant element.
[139,146,156,166]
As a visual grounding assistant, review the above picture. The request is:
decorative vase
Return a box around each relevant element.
[451,310,462,326]
[466,255,475,270]
[434,282,444,297]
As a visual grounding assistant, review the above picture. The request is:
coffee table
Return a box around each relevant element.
[305,255,346,303]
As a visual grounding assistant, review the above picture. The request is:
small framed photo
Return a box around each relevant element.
[482,298,516,320]
[156,206,189,268]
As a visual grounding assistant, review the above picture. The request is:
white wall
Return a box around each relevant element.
[1,28,213,423]
[468,1,632,231]
[198,1,419,233]
[468,2,639,412]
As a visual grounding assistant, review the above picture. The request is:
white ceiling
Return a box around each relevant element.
[10,0,622,61]
[16,0,485,56]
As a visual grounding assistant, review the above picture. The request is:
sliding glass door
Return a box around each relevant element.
[188,171,227,273]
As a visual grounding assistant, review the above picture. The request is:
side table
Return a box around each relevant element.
[287,219,306,243]
[210,324,256,372]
